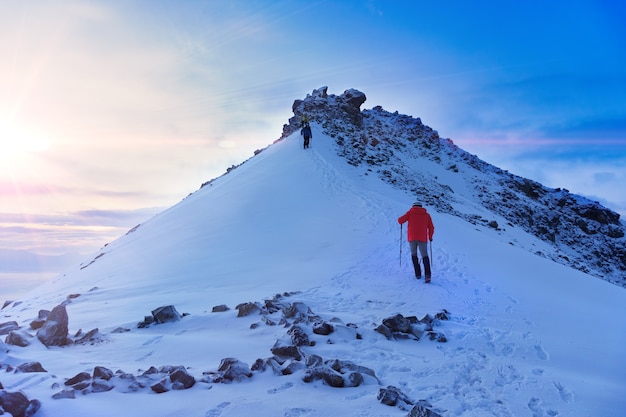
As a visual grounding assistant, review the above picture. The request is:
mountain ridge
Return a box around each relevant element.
[278,86,625,286]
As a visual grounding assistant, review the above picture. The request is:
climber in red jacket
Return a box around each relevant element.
[398,202,434,283]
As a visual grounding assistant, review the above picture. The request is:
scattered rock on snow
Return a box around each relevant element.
[236,302,262,317]
[378,386,444,416]
[0,391,41,417]
[378,385,414,410]
[5,330,34,347]
[16,361,47,373]
[0,321,19,335]
[93,366,114,381]
[36,304,71,347]
[375,311,449,342]
[137,305,184,328]
[170,368,196,390]
[29,310,50,330]
[152,305,182,323]
[407,400,444,417]
[203,358,253,383]
[303,356,377,388]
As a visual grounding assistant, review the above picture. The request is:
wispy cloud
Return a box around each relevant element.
[0,207,162,254]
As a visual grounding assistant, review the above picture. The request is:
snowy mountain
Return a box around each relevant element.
[1,87,625,417]
[284,87,626,287]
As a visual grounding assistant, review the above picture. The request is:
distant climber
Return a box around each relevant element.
[301,122,312,149]
[398,202,434,283]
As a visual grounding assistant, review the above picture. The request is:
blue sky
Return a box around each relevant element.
[1,0,625,295]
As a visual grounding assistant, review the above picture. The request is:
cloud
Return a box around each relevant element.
[0,248,80,273]
[0,207,163,255]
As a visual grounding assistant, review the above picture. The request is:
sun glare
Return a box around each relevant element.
[0,122,51,163]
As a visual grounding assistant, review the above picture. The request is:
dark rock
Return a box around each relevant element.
[137,316,155,328]
[16,362,47,373]
[65,371,91,386]
[74,328,100,344]
[263,298,288,314]
[289,325,311,347]
[5,330,33,347]
[142,366,159,376]
[25,399,41,417]
[322,371,345,388]
[408,400,444,417]
[378,385,414,410]
[93,366,113,380]
[0,391,41,417]
[152,305,182,324]
[383,314,412,333]
[251,358,268,372]
[434,310,450,321]
[305,354,323,368]
[313,321,334,335]
[91,379,114,393]
[271,343,302,361]
[236,302,261,317]
[29,319,46,330]
[281,361,305,375]
[343,88,367,110]
[0,321,19,335]
[212,304,230,312]
[375,324,393,339]
[345,372,364,387]
[214,358,252,383]
[420,314,434,325]
[36,304,71,347]
[303,357,375,388]
[428,332,447,343]
[151,379,169,393]
[170,369,195,390]
[334,360,378,382]
[159,365,185,374]
[52,389,75,400]
[283,302,313,321]
[303,367,344,387]
[138,305,183,328]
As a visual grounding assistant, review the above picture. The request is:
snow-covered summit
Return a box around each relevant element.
[284,86,626,286]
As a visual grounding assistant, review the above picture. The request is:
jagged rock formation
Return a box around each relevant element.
[281,86,626,286]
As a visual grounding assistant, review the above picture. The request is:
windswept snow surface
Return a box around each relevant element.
[2,126,626,417]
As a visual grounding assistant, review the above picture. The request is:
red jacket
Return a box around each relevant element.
[398,206,434,242]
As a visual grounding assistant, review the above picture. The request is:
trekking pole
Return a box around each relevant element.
[399,224,403,267]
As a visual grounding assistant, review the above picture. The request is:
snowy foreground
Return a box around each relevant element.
[2,127,626,417]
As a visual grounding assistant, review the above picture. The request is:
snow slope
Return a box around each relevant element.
[1,125,626,417]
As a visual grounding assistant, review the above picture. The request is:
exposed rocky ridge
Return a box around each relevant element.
[282,86,626,286]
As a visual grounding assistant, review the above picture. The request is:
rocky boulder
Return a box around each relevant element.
[204,358,253,383]
[36,304,71,347]
[138,305,184,328]
[0,321,19,336]
[0,391,41,417]
[5,330,33,347]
